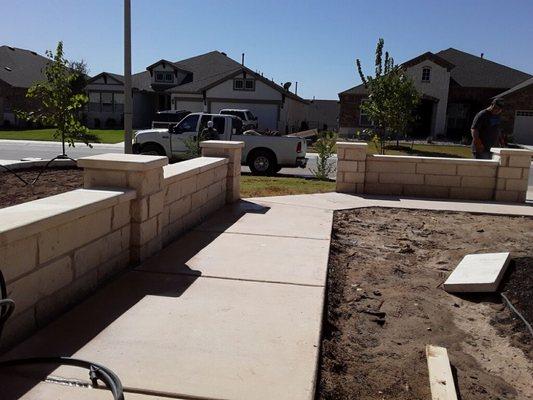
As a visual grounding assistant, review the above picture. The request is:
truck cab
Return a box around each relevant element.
[133,112,307,175]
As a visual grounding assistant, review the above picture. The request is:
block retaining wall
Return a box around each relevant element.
[0,142,243,350]
[336,143,532,203]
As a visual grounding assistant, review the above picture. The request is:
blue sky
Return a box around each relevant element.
[3,0,533,99]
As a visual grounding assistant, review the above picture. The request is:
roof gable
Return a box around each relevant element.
[402,51,455,71]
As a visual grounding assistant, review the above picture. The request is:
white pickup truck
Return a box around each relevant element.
[132,112,308,175]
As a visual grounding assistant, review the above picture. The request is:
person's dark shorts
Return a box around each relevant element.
[472,151,492,160]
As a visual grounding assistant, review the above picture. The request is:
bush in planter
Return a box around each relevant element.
[106,118,117,128]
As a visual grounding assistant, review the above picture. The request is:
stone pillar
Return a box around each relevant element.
[492,148,533,203]
[336,142,368,194]
[200,141,244,203]
[78,153,168,264]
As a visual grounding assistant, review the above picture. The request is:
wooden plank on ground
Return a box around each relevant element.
[426,345,458,400]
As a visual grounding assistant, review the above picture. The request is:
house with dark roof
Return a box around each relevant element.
[0,46,50,127]
[492,77,533,145]
[338,48,532,141]
[86,51,309,131]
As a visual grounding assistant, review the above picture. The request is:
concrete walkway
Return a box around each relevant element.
[2,192,533,399]
[1,200,332,400]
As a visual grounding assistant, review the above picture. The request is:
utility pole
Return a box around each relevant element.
[124,0,133,153]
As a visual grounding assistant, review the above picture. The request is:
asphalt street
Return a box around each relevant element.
[0,139,322,177]
[0,139,531,199]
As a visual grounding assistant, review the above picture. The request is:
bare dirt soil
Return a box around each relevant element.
[317,208,533,400]
[0,167,83,208]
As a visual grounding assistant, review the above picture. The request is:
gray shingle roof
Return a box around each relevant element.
[437,48,531,89]
[89,51,307,103]
[0,45,50,88]
[339,83,367,96]
[494,76,533,98]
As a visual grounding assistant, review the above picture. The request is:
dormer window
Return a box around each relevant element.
[155,72,173,83]
[234,78,255,91]
[422,67,431,82]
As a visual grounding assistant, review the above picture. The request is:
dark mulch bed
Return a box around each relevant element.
[0,167,83,208]
[317,208,533,400]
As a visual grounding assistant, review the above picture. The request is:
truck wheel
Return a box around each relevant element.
[141,143,166,156]
[249,150,276,176]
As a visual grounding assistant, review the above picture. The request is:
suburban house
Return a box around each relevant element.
[338,48,532,142]
[305,99,339,131]
[493,77,533,144]
[86,51,310,132]
[0,46,49,127]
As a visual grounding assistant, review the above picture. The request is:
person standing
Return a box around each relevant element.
[201,120,219,141]
[470,98,505,159]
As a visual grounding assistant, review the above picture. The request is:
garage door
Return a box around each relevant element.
[210,102,279,130]
[513,110,533,145]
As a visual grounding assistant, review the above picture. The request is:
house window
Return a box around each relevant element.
[233,79,244,90]
[233,78,255,91]
[245,79,255,90]
[114,93,124,113]
[101,92,113,112]
[164,72,173,82]
[422,67,431,82]
[359,99,372,126]
[88,92,100,112]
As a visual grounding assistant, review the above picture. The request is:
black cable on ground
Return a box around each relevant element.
[0,154,76,186]
[0,269,124,400]
[500,292,533,338]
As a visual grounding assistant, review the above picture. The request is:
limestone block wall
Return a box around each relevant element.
[1,143,243,349]
[161,157,228,246]
[336,142,532,203]
[0,188,134,349]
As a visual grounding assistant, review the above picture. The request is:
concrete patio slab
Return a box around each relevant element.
[247,192,533,216]
[0,373,176,399]
[2,271,324,400]
[137,230,330,286]
[443,252,511,292]
[195,199,333,240]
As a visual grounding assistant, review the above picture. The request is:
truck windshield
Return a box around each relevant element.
[175,114,199,133]
[246,111,255,120]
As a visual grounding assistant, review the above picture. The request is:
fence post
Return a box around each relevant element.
[336,142,368,194]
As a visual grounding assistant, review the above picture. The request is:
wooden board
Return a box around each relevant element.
[426,345,458,400]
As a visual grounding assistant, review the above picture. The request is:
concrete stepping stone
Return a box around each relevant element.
[137,230,330,286]
[196,200,333,240]
[443,252,511,292]
[2,271,323,400]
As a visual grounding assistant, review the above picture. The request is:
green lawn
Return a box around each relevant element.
[241,175,335,198]
[308,141,472,159]
[0,129,125,144]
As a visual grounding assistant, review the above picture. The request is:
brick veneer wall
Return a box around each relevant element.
[500,85,533,134]
[336,142,532,203]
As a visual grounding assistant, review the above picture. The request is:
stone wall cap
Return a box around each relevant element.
[0,188,135,245]
[77,153,168,171]
[336,142,368,149]
[491,147,533,157]
[200,140,245,148]
[163,157,227,182]
[369,154,499,165]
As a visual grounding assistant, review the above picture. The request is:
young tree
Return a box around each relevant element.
[17,42,98,154]
[356,38,420,154]
[311,131,337,180]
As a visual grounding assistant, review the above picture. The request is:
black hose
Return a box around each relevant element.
[0,357,124,400]
[501,292,533,338]
[0,269,124,399]
[0,154,76,186]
